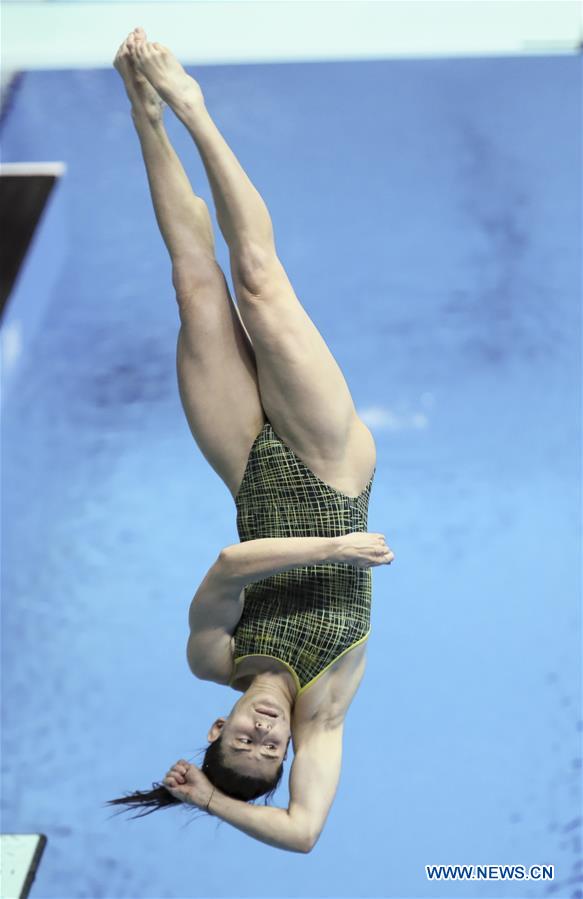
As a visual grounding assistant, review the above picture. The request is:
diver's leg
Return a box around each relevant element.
[132,39,375,494]
[115,30,264,498]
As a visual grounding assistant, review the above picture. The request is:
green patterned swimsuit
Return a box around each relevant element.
[230,419,375,697]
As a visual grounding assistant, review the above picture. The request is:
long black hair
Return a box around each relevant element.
[105,733,286,820]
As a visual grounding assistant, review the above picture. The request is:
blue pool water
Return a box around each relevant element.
[1,55,581,897]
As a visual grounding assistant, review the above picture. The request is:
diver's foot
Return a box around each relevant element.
[131,37,205,120]
[113,27,165,124]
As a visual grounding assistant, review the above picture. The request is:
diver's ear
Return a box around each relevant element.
[207,718,227,743]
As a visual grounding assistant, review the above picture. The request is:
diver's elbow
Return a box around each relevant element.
[300,830,319,853]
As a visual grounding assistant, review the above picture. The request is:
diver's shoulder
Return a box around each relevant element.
[291,641,369,739]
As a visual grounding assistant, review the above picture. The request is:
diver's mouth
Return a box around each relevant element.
[255,706,279,718]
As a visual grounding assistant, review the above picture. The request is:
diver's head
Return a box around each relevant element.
[202,678,294,800]
[105,675,296,816]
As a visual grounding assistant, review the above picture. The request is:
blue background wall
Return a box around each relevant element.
[1,55,581,898]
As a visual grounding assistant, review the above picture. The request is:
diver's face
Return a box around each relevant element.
[208,696,291,779]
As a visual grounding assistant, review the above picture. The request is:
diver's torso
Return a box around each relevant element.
[230,417,376,725]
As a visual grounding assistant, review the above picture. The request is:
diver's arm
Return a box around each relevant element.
[207,792,311,853]
[286,719,344,851]
[186,539,333,681]
[186,539,335,681]
[186,557,244,681]
[219,532,393,588]
[219,536,338,587]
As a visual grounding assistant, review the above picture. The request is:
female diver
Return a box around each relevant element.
[107,28,395,853]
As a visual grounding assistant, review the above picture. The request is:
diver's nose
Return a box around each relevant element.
[255,719,271,731]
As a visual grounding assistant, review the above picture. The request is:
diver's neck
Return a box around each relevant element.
[247,671,297,710]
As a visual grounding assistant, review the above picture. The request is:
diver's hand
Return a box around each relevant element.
[162,759,214,808]
[330,532,394,568]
